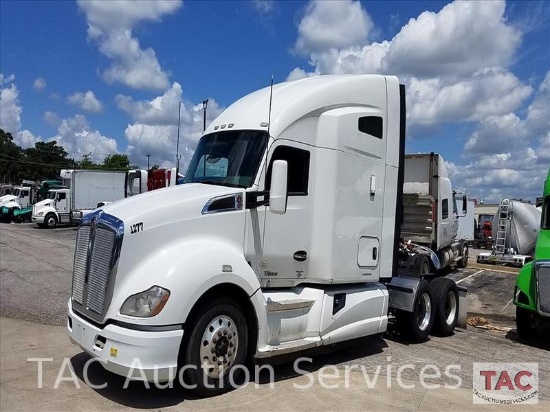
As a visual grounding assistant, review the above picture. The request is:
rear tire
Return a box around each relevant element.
[44,213,58,229]
[429,278,459,336]
[182,298,248,396]
[396,279,434,342]
[456,242,468,268]
[516,306,537,340]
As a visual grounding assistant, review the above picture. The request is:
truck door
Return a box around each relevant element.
[56,192,67,212]
[258,142,312,285]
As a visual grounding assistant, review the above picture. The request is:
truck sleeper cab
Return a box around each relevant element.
[67,75,463,396]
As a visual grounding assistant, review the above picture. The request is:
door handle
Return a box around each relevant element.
[293,251,307,262]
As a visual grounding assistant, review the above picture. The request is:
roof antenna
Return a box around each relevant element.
[267,75,274,136]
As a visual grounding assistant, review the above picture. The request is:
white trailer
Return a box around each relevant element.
[67,75,466,396]
[32,170,127,228]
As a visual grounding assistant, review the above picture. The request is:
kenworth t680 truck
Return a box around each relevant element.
[67,75,465,395]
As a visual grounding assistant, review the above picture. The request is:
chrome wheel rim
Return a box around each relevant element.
[199,315,239,379]
[445,291,458,326]
[417,293,432,331]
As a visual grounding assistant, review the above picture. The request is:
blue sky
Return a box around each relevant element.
[1,0,549,202]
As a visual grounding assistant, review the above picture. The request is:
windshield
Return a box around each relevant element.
[184,130,269,188]
[13,188,21,196]
[48,191,57,200]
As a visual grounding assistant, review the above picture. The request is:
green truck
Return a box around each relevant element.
[514,167,550,338]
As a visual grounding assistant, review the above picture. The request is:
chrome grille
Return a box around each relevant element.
[537,265,550,314]
[87,228,116,314]
[71,211,123,320]
[72,226,90,304]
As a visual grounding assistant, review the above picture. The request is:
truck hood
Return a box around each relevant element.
[100,183,243,227]
[34,199,54,209]
[0,195,16,207]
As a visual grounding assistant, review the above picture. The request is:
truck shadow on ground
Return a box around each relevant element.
[505,330,550,351]
[69,335,388,408]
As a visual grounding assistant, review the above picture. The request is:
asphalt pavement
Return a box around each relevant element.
[1,222,548,411]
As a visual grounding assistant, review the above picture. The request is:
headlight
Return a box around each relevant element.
[120,286,170,317]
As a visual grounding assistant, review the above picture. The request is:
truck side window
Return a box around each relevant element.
[266,146,310,196]
[358,116,383,139]
[57,193,66,200]
[442,199,449,219]
[543,197,550,229]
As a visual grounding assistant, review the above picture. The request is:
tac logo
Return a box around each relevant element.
[473,363,538,405]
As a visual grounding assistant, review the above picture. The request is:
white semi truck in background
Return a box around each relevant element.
[32,170,127,228]
[399,153,470,275]
[67,75,467,396]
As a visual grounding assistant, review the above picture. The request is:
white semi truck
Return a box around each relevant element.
[32,170,127,228]
[399,154,470,275]
[67,75,466,396]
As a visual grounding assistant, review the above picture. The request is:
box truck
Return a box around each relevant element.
[32,170,127,228]
[67,75,466,396]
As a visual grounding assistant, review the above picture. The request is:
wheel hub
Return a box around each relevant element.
[199,315,238,379]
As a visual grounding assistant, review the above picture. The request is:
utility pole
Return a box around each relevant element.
[146,154,151,171]
[203,99,209,132]
[176,100,182,172]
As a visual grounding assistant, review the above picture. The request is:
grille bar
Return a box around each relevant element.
[87,228,116,314]
[537,265,550,314]
[72,226,90,305]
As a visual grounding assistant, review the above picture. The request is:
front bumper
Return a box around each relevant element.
[32,215,45,224]
[67,300,183,382]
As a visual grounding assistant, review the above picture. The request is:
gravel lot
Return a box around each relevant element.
[1,221,549,407]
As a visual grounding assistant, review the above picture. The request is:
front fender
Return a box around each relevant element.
[34,205,57,216]
[514,262,536,310]
[109,238,266,331]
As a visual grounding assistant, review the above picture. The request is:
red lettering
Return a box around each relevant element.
[514,371,532,391]
[480,370,497,390]
[495,371,515,391]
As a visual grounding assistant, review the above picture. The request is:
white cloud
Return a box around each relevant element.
[381,1,521,79]
[407,69,532,125]
[294,0,373,57]
[52,114,118,162]
[252,1,275,16]
[43,111,61,128]
[77,0,182,91]
[67,90,103,113]
[14,130,40,149]
[0,74,22,134]
[118,85,225,168]
[115,82,183,125]
[33,77,47,92]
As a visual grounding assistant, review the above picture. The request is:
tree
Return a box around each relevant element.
[24,141,75,181]
[0,129,24,183]
[102,154,131,170]
[77,153,100,169]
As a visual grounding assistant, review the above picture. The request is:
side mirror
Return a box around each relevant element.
[269,160,288,215]
[462,195,467,214]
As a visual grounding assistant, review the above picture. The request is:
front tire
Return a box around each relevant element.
[396,279,434,342]
[183,298,248,396]
[456,242,468,268]
[44,213,58,229]
[429,278,459,336]
[516,306,537,340]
